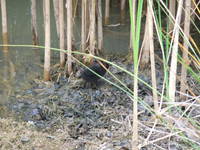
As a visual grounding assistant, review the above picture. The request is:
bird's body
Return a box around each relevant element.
[80,61,109,87]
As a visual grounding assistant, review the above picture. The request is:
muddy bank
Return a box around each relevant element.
[1,60,200,149]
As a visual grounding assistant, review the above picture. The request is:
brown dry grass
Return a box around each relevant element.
[0,118,66,150]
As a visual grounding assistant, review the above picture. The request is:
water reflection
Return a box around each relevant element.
[0,47,43,103]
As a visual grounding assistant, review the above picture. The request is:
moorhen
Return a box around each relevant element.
[80,60,109,88]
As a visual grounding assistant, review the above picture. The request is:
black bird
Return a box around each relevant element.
[80,61,109,88]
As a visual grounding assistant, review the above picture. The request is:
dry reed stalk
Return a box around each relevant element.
[44,0,51,81]
[169,0,176,32]
[105,0,110,25]
[66,0,73,74]
[81,0,87,52]
[147,1,159,113]
[97,0,103,52]
[169,0,184,102]
[59,0,65,67]
[89,0,96,55]
[53,0,60,37]
[120,0,126,24]
[1,0,8,52]
[180,0,191,100]
[31,0,39,45]
[140,10,150,69]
